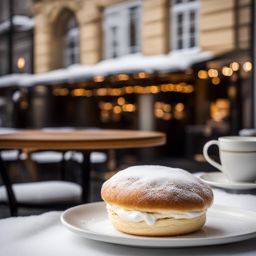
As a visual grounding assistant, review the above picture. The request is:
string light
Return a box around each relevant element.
[174,102,185,120]
[17,57,26,69]
[52,88,69,96]
[117,74,129,80]
[117,97,125,105]
[113,105,122,114]
[183,85,194,93]
[103,102,112,110]
[124,86,134,94]
[222,66,233,76]
[230,62,239,71]
[93,76,105,82]
[99,100,136,123]
[71,89,92,97]
[163,104,171,112]
[52,83,194,97]
[123,104,136,112]
[243,61,252,72]
[96,88,108,96]
[175,103,184,112]
[155,108,164,118]
[134,72,149,79]
[208,69,218,78]
[154,101,185,121]
[211,77,220,85]
[163,113,172,120]
[150,85,159,94]
[198,70,208,79]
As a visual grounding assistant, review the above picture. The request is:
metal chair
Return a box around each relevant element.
[0,149,82,216]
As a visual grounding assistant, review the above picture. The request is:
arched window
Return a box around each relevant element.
[63,17,80,67]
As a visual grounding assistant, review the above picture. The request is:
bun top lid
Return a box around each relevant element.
[101,165,213,212]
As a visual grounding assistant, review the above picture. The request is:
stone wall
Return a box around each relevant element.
[200,0,251,53]
[142,0,169,55]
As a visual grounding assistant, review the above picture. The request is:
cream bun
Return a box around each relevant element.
[101,165,213,236]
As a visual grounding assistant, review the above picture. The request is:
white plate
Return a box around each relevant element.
[61,202,256,248]
[200,172,256,190]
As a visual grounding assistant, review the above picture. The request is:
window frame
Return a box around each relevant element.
[103,0,141,59]
[0,36,8,75]
[170,0,199,51]
[0,0,9,23]
[63,17,80,67]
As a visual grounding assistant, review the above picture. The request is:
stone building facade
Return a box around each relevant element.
[29,0,253,158]
[32,0,252,73]
[0,0,253,156]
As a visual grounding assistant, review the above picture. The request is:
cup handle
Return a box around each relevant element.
[203,140,223,172]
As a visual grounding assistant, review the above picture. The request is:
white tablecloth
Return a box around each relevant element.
[0,189,256,256]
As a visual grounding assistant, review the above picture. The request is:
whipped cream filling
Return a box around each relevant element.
[107,204,205,225]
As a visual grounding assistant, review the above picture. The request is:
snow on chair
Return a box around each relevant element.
[0,128,23,162]
[0,128,82,216]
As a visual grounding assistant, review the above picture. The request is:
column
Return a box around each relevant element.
[138,94,155,131]
[34,14,53,73]
[78,2,102,65]
[142,0,169,55]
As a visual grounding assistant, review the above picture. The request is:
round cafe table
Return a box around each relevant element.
[0,129,165,215]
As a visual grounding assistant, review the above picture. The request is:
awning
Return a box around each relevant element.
[0,48,213,88]
[0,74,32,88]
[0,15,34,33]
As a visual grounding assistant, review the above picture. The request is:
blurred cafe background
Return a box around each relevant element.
[0,0,255,215]
[0,0,253,158]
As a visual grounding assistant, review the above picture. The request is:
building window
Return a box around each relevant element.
[0,37,8,75]
[64,17,80,67]
[103,0,141,59]
[0,0,8,22]
[171,0,199,51]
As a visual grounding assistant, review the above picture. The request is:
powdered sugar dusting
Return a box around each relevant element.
[102,165,213,210]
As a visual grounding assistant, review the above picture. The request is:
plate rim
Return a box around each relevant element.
[200,172,256,190]
[61,201,256,248]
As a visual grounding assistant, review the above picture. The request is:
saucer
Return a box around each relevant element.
[200,172,256,190]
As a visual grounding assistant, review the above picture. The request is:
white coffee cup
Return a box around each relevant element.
[203,136,256,182]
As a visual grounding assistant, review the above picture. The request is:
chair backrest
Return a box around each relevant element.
[0,128,23,161]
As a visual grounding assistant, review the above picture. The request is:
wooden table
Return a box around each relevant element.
[0,129,166,215]
[0,129,165,150]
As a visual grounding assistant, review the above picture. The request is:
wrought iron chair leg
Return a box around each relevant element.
[0,153,18,216]
[60,152,66,180]
[81,152,91,203]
